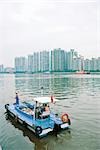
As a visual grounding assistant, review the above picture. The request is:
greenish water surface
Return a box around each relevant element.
[0,73,100,150]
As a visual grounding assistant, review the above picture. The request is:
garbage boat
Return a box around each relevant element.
[5,95,71,137]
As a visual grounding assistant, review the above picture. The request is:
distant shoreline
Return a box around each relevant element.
[0,71,100,74]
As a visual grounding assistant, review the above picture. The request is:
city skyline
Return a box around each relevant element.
[0,48,100,68]
[14,49,100,73]
[0,48,100,72]
[0,0,100,67]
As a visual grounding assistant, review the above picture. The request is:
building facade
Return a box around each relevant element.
[50,48,65,72]
[0,64,4,72]
[15,57,27,73]
[40,51,49,72]
[28,55,33,73]
[33,52,40,73]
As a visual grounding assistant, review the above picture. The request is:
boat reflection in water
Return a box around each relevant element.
[5,113,71,150]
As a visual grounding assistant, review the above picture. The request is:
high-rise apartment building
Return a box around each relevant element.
[67,49,78,71]
[28,55,33,73]
[40,51,49,72]
[15,57,27,73]
[97,57,100,71]
[73,57,82,71]
[90,58,98,71]
[0,64,4,72]
[50,48,65,72]
[33,52,39,73]
[64,51,68,71]
[84,59,91,71]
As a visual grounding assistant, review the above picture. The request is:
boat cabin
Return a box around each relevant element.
[18,96,58,120]
[32,96,58,119]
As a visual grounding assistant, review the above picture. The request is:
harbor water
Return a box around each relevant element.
[0,73,100,150]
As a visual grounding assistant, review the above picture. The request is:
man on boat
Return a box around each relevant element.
[15,92,19,105]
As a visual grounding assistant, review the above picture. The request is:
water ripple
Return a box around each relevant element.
[0,73,100,150]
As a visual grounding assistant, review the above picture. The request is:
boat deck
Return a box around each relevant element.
[8,104,55,129]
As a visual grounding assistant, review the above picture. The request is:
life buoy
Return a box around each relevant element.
[61,113,69,123]
[35,126,42,135]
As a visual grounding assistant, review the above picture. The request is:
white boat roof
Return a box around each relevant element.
[33,96,58,104]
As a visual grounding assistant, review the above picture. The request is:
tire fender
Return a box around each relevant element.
[35,126,42,135]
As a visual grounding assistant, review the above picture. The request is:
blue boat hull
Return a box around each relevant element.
[5,103,70,137]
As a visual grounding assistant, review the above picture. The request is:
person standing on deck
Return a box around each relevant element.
[15,92,19,105]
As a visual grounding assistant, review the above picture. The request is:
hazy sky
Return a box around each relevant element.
[0,0,100,67]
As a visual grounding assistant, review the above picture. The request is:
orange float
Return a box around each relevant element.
[61,113,69,123]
